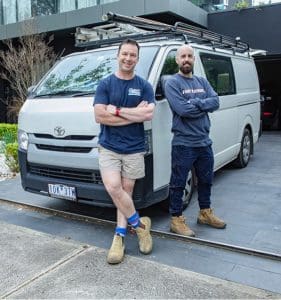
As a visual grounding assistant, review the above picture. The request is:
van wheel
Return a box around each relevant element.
[161,170,195,211]
[182,169,195,209]
[232,128,252,168]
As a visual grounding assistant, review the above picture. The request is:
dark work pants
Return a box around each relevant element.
[169,145,214,216]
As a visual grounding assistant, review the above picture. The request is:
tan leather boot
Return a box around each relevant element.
[136,217,153,254]
[170,215,195,237]
[107,235,125,264]
[197,208,226,229]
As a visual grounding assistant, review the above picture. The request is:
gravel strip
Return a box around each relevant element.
[0,154,14,181]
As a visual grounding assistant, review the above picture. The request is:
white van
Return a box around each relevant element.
[17,14,261,209]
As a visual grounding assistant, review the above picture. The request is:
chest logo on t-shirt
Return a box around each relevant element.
[182,88,205,94]
[128,88,141,96]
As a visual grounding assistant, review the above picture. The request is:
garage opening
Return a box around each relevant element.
[254,54,281,131]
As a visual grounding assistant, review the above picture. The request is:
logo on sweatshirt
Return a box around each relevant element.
[182,88,205,94]
[128,88,141,96]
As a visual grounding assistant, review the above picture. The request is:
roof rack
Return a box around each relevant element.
[75,12,250,54]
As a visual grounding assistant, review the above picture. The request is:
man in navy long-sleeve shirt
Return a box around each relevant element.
[165,44,226,237]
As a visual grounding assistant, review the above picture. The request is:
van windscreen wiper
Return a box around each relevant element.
[71,91,95,97]
[33,90,93,98]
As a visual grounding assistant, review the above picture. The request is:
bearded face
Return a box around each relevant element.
[176,46,195,77]
[179,62,194,75]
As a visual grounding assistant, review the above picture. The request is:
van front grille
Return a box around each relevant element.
[28,164,102,184]
[36,144,92,153]
[34,134,95,140]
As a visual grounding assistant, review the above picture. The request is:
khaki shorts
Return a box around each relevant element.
[98,146,145,179]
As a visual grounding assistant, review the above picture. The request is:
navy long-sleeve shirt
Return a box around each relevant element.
[165,73,219,147]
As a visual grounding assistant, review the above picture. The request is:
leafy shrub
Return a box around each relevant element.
[0,123,19,173]
[4,142,19,173]
[234,0,249,9]
[0,123,17,142]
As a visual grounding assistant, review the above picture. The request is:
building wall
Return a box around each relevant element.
[208,3,281,55]
[0,0,207,41]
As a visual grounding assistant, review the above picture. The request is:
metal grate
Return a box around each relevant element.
[36,144,92,153]
[34,134,95,140]
[29,164,102,184]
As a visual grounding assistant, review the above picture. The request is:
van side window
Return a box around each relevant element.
[156,50,178,100]
[161,50,178,76]
[200,53,236,96]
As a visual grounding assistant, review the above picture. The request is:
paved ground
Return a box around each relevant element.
[0,219,279,299]
[0,132,281,297]
[1,132,280,253]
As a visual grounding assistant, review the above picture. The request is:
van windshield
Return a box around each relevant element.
[33,46,159,98]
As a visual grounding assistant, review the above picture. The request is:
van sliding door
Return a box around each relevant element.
[198,52,238,169]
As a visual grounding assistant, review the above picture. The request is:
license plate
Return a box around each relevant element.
[48,184,77,201]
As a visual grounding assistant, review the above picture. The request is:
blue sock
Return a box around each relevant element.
[127,212,140,229]
[115,226,127,237]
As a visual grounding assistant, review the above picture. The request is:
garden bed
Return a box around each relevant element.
[0,153,15,181]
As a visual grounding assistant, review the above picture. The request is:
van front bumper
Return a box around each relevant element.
[18,150,164,209]
[18,149,114,207]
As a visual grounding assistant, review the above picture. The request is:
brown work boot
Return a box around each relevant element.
[170,215,195,237]
[135,217,153,254]
[107,235,125,264]
[197,208,226,229]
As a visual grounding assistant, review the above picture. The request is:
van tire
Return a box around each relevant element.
[232,128,252,168]
[161,169,195,211]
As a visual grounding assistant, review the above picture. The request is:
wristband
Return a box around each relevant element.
[115,107,121,116]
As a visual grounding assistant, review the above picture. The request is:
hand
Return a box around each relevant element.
[106,104,116,115]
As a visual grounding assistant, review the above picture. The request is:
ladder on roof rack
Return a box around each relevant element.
[75,12,250,54]
[76,22,147,42]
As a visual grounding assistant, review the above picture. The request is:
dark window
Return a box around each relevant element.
[161,50,178,76]
[31,0,57,17]
[155,50,178,100]
[200,53,236,96]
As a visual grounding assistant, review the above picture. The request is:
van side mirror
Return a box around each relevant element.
[155,75,171,100]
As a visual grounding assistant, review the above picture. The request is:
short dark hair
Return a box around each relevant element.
[118,39,140,55]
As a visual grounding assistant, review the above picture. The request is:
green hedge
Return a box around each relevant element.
[0,123,19,173]
[0,123,18,143]
[4,142,19,173]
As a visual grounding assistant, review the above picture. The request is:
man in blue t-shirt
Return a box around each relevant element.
[165,44,226,237]
[94,39,155,264]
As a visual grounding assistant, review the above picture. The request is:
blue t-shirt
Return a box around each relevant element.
[94,74,155,154]
[165,74,219,147]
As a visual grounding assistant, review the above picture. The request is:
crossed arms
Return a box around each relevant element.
[94,101,155,126]
[165,78,219,119]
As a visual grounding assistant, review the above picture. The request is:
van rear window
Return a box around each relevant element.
[33,46,158,98]
[200,53,236,96]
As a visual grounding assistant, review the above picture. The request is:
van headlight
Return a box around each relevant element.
[18,130,29,151]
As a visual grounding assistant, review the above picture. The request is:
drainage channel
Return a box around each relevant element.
[1,197,281,262]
